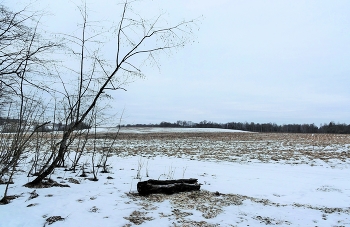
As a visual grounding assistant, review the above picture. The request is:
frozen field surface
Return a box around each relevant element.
[96,127,247,134]
[1,130,350,226]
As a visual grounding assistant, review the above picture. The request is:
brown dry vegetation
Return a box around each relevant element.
[126,188,350,226]
[97,132,350,166]
[21,131,350,167]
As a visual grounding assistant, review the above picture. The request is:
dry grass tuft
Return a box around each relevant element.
[124,210,154,225]
[67,178,80,184]
[127,190,243,224]
[254,215,291,225]
[44,216,65,226]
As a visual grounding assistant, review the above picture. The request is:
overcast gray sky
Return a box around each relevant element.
[7,0,350,125]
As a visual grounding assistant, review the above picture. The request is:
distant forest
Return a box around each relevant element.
[125,120,350,134]
[2,117,350,134]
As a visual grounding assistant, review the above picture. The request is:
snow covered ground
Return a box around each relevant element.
[1,129,350,226]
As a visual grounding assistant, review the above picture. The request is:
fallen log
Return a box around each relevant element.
[137,178,200,196]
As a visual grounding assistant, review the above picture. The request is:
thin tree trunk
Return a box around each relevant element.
[25,130,71,186]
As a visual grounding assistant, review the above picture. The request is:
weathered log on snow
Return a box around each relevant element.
[137,178,200,196]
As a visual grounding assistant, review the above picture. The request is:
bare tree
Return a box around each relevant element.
[0,3,59,201]
[24,0,197,187]
[0,4,60,99]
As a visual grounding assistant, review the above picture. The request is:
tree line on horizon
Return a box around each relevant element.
[2,116,349,134]
[125,120,350,134]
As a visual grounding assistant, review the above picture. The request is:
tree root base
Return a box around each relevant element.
[0,195,20,205]
[24,178,70,188]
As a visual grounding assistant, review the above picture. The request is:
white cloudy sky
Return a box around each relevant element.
[6,0,350,125]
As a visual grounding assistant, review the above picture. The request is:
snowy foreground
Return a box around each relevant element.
[1,128,350,227]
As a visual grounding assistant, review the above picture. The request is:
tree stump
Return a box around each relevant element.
[137,178,200,196]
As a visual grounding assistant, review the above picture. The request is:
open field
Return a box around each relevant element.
[1,128,350,226]
[107,131,350,167]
